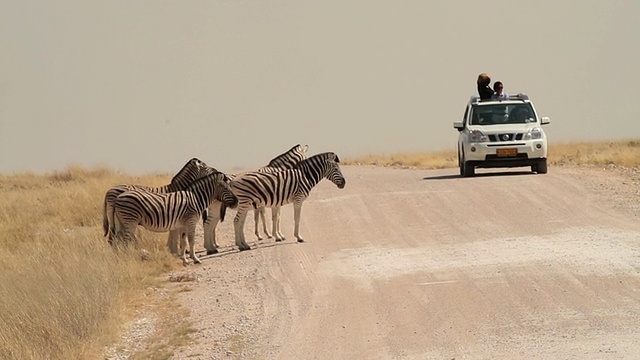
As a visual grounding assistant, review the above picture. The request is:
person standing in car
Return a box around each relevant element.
[477,73,493,100]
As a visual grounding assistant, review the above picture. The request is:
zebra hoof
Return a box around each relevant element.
[206,249,218,255]
[297,238,305,243]
[239,245,251,251]
[275,238,284,242]
[194,259,202,265]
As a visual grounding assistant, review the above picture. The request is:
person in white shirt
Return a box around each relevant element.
[491,81,509,100]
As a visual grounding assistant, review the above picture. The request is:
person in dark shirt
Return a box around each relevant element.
[476,73,494,100]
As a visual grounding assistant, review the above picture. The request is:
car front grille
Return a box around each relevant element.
[489,133,523,142]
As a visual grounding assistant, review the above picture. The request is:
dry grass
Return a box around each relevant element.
[0,167,184,360]
[1,138,638,359]
[343,139,640,169]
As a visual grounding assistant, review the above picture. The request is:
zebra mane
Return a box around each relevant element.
[169,158,219,185]
[170,158,202,181]
[295,152,339,167]
[186,170,226,188]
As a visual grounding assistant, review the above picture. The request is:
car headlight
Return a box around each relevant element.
[468,129,488,142]
[524,127,543,140]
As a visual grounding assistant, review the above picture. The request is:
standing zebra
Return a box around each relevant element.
[112,171,238,265]
[253,143,309,239]
[102,158,216,243]
[198,144,309,255]
[229,152,346,251]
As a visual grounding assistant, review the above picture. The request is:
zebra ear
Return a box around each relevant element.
[334,154,340,163]
[302,145,309,153]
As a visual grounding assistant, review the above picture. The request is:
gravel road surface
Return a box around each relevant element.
[152,165,640,360]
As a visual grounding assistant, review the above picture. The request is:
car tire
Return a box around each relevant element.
[464,162,475,177]
[536,159,548,174]
[458,149,465,176]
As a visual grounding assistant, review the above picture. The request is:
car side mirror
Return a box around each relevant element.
[540,116,551,125]
[453,121,464,131]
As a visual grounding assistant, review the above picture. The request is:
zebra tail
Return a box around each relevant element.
[219,203,227,222]
[102,195,109,237]
[110,200,118,238]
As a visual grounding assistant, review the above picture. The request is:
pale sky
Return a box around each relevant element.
[1,1,639,174]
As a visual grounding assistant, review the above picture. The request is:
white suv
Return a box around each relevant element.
[453,93,550,177]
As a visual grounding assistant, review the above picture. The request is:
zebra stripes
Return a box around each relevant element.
[229,152,346,251]
[112,171,238,265]
[102,158,215,242]
[201,144,309,254]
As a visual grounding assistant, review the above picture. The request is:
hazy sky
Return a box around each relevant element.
[2,1,639,174]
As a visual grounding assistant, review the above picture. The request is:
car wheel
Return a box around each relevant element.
[464,162,475,177]
[458,149,465,176]
[536,159,548,174]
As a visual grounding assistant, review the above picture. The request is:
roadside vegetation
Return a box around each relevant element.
[344,139,640,169]
[0,168,185,359]
[0,138,638,359]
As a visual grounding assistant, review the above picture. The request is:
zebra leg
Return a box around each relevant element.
[203,202,221,255]
[259,206,272,238]
[233,210,251,251]
[179,232,188,257]
[253,208,263,240]
[118,224,137,245]
[187,228,201,265]
[272,206,285,242]
[293,201,304,242]
[113,212,135,246]
[180,238,189,266]
[167,229,180,255]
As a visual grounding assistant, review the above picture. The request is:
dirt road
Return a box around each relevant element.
[165,165,640,360]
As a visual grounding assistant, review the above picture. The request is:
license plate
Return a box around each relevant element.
[496,148,518,156]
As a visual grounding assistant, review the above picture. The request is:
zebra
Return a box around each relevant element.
[102,158,216,243]
[246,143,309,240]
[229,152,346,251]
[255,144,310,236]
[112,171,238,265]
[198,144,309,255]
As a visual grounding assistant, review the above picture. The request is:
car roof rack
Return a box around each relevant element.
[470,93,529,105]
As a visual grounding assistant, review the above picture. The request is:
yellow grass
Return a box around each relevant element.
[343,139,640,169]
[0,167,183,359]
[1,138,638,359]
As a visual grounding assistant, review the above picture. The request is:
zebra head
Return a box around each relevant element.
[319,152,346,189]
[211,172,239,209]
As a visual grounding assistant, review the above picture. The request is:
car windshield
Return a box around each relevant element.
[470,103,536,125]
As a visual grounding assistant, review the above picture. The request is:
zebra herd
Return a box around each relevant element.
[102,144,346,264]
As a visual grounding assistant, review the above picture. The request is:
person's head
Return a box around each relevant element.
[493,81,504,94]
[477,73,491,87]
